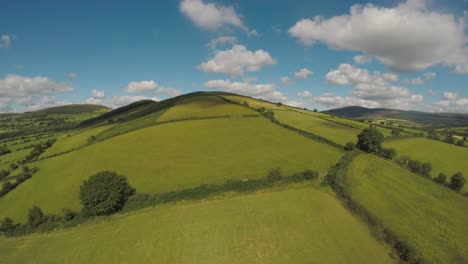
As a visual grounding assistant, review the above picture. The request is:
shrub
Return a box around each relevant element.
[391,129,401,137]
[2,181,13,193]
[381,148,397,159]
[344,142,356,151]
[0,217,15,233]
[420,162,433,177]
[79,171,136,216]
[266,167,282,182]
[356,128,384,153]
[449,172,465,192]
[301,170,319,180]
[435,173,447,185]
[408,160,422,173]
[62,208,77,221]
[27,206,44,228]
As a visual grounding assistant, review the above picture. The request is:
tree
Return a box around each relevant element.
[408,160,422,173]
[457,140,465,146]
[435,173,447,184]
[381,148,397,159]
[301,170,319,180]
[2,181,13,193]
[27,206,44,228]
[344,142,356,151]
[391,129,401,137]
[0,217,14,233]
[356,128,384,153]
[79,171,135,216]
[313,109,318,112]
[420,162,433,177]
[449,172,466,192]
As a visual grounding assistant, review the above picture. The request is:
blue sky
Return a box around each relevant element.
[0,0,467,113]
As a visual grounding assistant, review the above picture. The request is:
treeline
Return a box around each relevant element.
[0,168,320,237]
[427,130,466,147]
[0,166,38,198]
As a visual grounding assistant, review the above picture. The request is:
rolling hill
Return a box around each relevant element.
[0,92,467,264]
[325,106,468,127]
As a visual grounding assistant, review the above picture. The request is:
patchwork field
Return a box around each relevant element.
[0,187,394,264]
[274,110,362,145]
[347,154,468,264]
[384,137,468,191]
[0,117,341,221]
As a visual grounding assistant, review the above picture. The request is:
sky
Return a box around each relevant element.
[0,0,467,113]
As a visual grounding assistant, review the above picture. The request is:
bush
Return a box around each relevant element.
[27,206,44,228]
[79,171,136,216]
[344,142,356,151]
[449,172,465,192]
[2,181,13,192]
[434,173,447,185]
[356,128,384,153]
[62,208,77,221]
[381,148,397,159]
[301,170,319,180]
[266,167,282,182]
[0,217,15,233]
[420,162,433,177]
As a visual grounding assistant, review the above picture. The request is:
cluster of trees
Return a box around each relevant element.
[351,128,397,159]
[435,172,466,192]
[257,107,275,118]
[427,130,466,147]
[23,139,56,162]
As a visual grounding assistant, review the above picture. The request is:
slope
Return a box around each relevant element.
[347,154,468,264]
[0,186,394,264]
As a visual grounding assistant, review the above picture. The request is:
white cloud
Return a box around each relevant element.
[204,79,287,101]
[0,35,11,48]
[208,36,237,49]
[322,64,423,110]
[111,96,160,108]
[67,72,77,78]
[354,55,373,65]
[242,77,257,83]
[430,96,468,113]
[443,91,458,100]
[0,74,73,98]
[27,96,68,111]
[155,87,182,97]
[294,68,313,79]
[180,0,253,33]
[281,76,294,86]
[124,80,158,93]
[402,72,436,85]
[199,44,276,76]
[297,90,312,98]
[288,0,468,73]
[84,89,105,104]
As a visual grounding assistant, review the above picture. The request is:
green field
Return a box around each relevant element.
[384,137,468,191]
[0,186,394,264]
[0,116,341,221]
[274,110,362,145]
[347,154,468,264]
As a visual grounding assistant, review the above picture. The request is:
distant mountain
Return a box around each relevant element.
[325,106,468,127]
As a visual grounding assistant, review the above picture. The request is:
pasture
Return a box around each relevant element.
[0,187,394,264]
[347,154,468,264]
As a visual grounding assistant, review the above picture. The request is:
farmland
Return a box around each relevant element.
[346,154,468,264]
[0,186,394,264]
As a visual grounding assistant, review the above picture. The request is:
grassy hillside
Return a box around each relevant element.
[347,154,468,264]
[0,116,341,221]
[0,186,394,264]
[384,137,468,192]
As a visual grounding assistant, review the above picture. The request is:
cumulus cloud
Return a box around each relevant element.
[281,76,294,86]
[199,44,276,76]
[443,91,458,100]
[320,64,423,110]
[208,36,237,49]
[297,90,312,98]
[288,0,468,73]
[27,96,69,111]
[0,74,73,100]
[155,87,182,97]
[294,68,313,79]
[402,72,436,85]
[84,89,106,104]
[180,0,254,34]
[111,96,160,108]
[0,35,11,48]
[204,79,287,101]
[430,92,468,113]
[124,80,158,93]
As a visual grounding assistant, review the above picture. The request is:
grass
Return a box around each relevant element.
[0,117,341,221]
[384,137,468,192]
[347,154,468,264]
[158,95,257,122]
[274,110,362,145]
[0,186,394,264]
